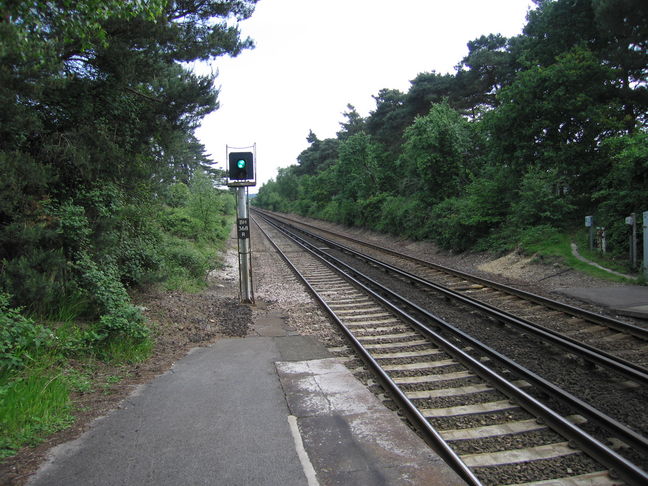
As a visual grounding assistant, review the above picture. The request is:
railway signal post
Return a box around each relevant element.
[227,145,256,304]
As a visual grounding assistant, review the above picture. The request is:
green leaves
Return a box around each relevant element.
[0,294,54,372]
[401,103,476,202]
[1,0,256,314]
[255,0,646,257]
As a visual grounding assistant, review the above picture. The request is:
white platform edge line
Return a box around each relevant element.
[287,415,320,486]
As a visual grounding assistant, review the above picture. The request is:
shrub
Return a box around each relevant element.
[376,195,426,238]
[158,234,214,291]
[357,193,388,229]
[160,207,203,240]
[508,166,575,229]
[0,249,73,316]
[0,293,53,372]
[164,243,210,280]
[165,182,191,208]
[426,198,476,250]
[74,254,149,341]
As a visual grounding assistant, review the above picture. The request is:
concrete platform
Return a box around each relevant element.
[555,286,648,319]
[277,358,464,485]
[28,336,465,486]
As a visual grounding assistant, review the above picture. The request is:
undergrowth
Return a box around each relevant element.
[0,184,235,459]
[515,226,638,283]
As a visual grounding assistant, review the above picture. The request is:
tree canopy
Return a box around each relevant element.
[255,0,647,261]
[0,1,257,326]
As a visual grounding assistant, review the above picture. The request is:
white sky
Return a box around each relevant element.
[195,0,535,191]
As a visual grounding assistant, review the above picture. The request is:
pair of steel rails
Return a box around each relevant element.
[253,210,648,485]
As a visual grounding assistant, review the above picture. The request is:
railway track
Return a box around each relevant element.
[258,209,648,348]
[252,211,648,486]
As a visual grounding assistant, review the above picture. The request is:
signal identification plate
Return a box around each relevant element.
[237,218,250,239]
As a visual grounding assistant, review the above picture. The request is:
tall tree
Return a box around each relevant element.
[365,88,410,151]
[455,34,518,116]
[406,71,458,118]
[485,46,622,198]
[523,0,647,129]
[401,103,476,203]
[0,0,258,312]
[295,131,339,176]
[336,104,366,140]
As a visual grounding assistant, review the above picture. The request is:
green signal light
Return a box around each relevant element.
[237,159,246,169]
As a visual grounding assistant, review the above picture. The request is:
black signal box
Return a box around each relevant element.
[228,152,255,186]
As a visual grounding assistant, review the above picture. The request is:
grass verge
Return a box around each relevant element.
[518,226,638,283]
[0,365,74,458]
[0,337,151,459]
[1,214,234,460]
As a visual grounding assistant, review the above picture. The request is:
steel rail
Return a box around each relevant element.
[280,222,648,385]
[250,215,483,486]
[255,208,648,340]
[259,213,648,485]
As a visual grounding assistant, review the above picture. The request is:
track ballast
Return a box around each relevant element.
[252,209,648,486]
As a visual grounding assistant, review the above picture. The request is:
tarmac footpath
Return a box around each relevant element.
[27,335,465,486]
[556,285,648,320]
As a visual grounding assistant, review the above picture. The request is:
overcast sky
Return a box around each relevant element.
[195,0,535,191]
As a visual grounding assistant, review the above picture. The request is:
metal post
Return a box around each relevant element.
[632,213,637,269]
[585,216,594,250]
[643,211,648,280]
[236,186,254,303]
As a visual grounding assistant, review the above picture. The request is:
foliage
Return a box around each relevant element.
[0,0,252,312]
[401,103,476,203]
[188,169,225,231]
[508,166,576,229]
[0,0,252,457]
[484,46,622,198]
[0,294,53,372]
[373,196,425,237]
[594,131,648,259]
[1,367,74,458]
[255,0,647,265]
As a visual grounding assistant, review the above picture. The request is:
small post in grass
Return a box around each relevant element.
[585,215,594,251]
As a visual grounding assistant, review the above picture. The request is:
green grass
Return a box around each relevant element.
[0,332,154,459]
[97,335,153,364]
[517,226,637,283]
[573,232,638,275]
[160,213,234,293]
[0,211,234,459]
[0,364,74,458]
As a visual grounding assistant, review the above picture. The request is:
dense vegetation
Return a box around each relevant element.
[255,0,648,266]
[1,0,256,456]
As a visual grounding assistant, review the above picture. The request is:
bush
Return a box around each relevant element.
[164,243,210,279]
[426,198,476,250]
[375,195,426,238]
[319,200,341,223]
[357,193,388,229]
[0,249,74,317]
[0,293,53,372]
[594,132,648,259]
[160,207,204,240]
[165,182,191,208]
[508,166,575,229]
[158,234,215,291]
[74,254,149,341]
